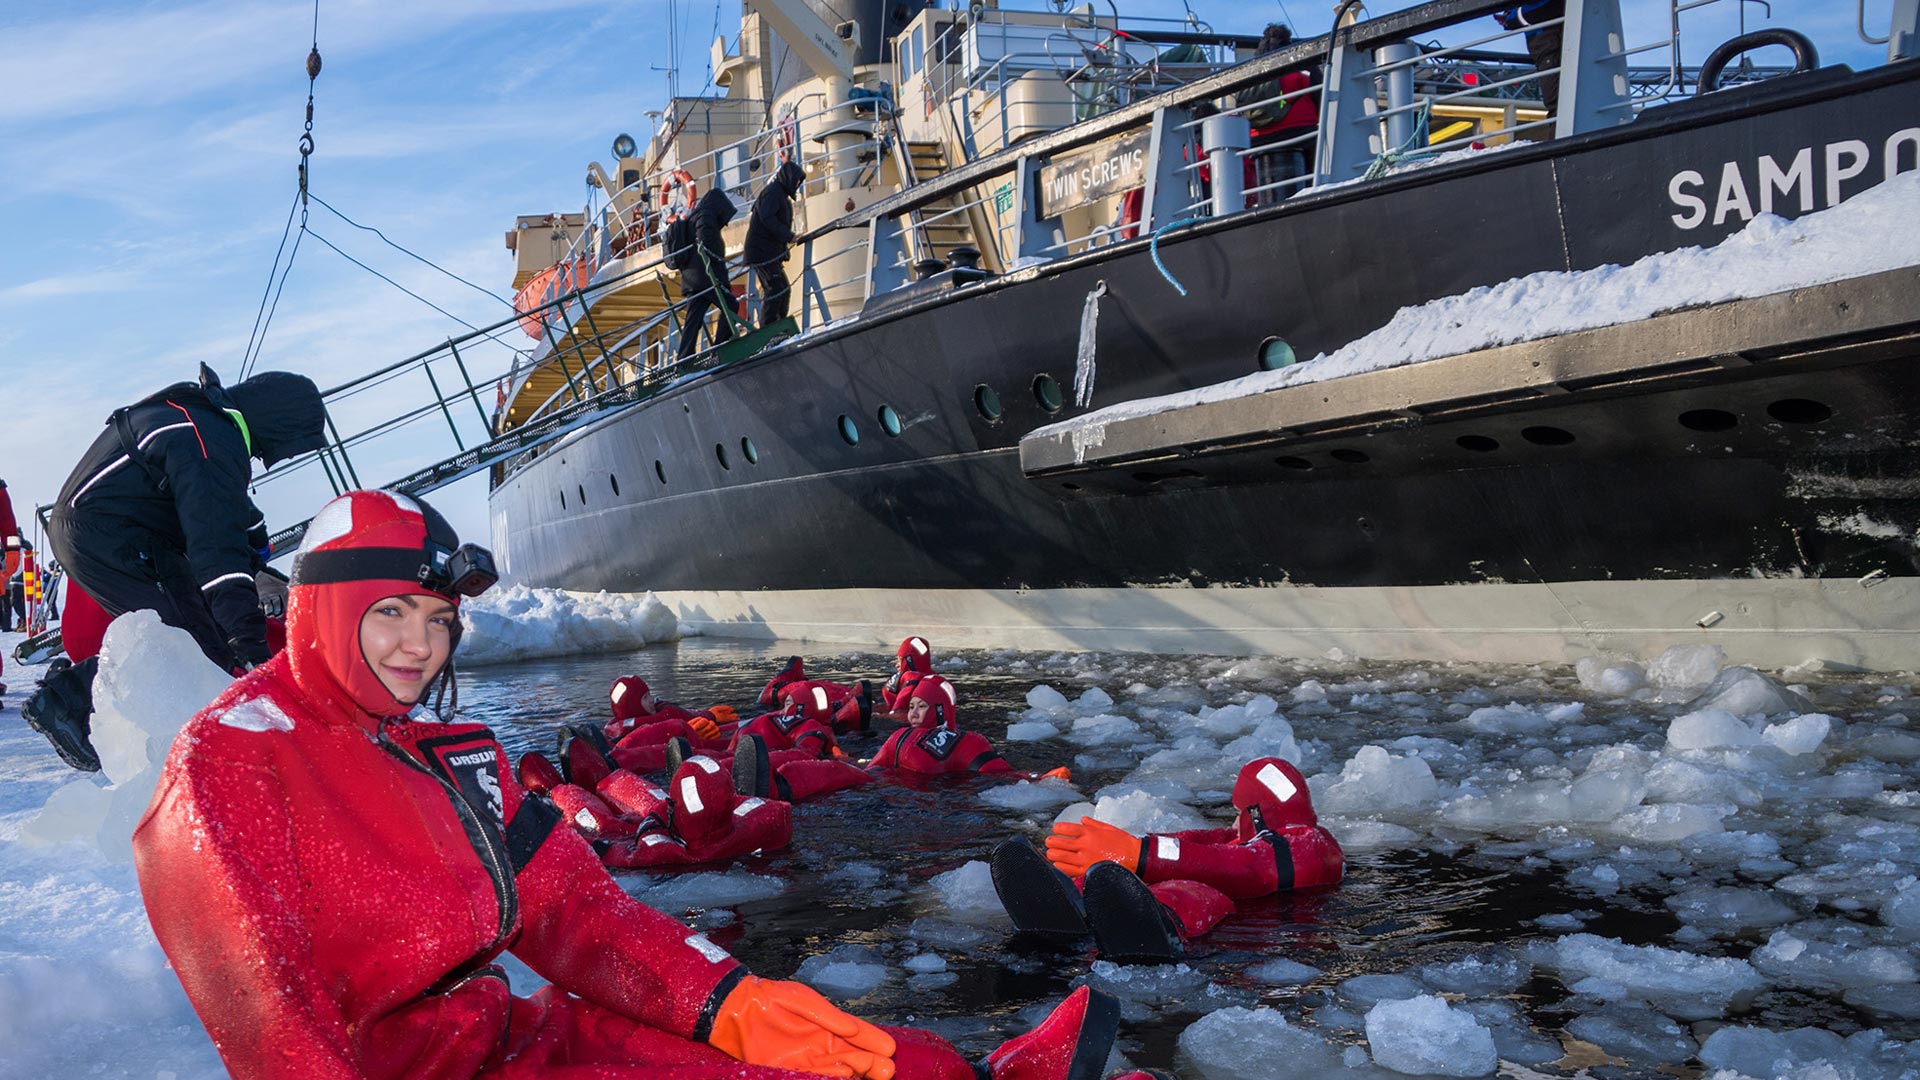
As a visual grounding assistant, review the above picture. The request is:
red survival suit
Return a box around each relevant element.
[1050,758,1343,941]
[129,489,995,1080]
[871,674,1013,776]
[521,750,792,869]
[880,636,934,711]
[757,655,871,731]
[1,479,17,690]
[602,676,735,773]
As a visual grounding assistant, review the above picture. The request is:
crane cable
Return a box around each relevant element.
[241,0,322,380]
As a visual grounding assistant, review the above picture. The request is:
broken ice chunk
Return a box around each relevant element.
[1364,994,1497,1077]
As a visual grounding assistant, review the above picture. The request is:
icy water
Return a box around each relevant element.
[457,639,1920,1078]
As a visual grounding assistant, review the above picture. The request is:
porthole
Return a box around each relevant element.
[1258,336,1297,371]
[1679,408,1739,432]
[1330,448,1369,464]
[609,474,620,495]
[1521,425,1575,446]
[838,414,861,445]
[716,442,731,470]
[1456,435,1499,453]
[1062,482,1081,491]
[559,489,567,508]
[655,460,667,485]
[1768,398,1832,424]
[1275,456,1314,470]
[577,484,587,505]
[742,436,760,464]
[974,384,1003,421]
[878,404,903,436]
[1033,374,1065,413]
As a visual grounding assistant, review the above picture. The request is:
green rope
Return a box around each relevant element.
[1362,97,1435,181]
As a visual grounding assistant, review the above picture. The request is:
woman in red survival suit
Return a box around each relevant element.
[130,489,1122,1080]
[989,757,1343,963]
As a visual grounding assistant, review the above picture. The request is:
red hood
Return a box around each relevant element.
[286,490,463,731]
[1233,757,1317,839]
[895,636,933,676]
[610,676,651,722]
[905,673,960,731]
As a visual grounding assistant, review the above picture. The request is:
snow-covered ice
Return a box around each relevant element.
[459,586,692,665]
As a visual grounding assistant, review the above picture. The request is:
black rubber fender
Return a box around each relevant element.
[1698,28,1819,96]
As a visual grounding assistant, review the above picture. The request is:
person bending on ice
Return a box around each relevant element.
[989,757,1342,963]
[132,489,1125,1080]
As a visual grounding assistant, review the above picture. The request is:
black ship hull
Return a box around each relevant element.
[490,64,1920,666]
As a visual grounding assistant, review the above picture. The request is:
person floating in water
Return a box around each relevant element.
[756,654,874,732]
[990,757,1343,962]
[131,488,1128,1080]
[881,635,935,712]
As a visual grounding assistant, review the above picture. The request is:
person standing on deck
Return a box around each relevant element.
[743,159,807,326]
[675,188,739,361]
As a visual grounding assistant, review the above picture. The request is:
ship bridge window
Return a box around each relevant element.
[878,404,903,436]
[1258,337,1297,371]
[742,436,760,464]
[1033,374,1064,414]
[838,414,861,445]
[1521,425,1575,446]
[974,384,1003,422]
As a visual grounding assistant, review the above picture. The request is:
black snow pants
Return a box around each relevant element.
[47,509,239,671]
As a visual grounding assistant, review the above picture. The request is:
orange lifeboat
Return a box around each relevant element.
[512,259,594,339]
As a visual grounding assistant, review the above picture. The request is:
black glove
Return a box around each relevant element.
[228,634,272,671]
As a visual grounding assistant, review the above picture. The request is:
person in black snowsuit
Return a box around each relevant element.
[743,159,806,326]
[675,188,739,361]
[1495,1,1566,115]
[27,364,325,771]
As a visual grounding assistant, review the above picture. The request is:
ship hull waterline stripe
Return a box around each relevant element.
[647,579,1920,671]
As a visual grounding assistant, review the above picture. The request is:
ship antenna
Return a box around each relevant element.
[240,0,323,380]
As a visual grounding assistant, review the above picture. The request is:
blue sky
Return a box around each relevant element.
[0,0,1892,552]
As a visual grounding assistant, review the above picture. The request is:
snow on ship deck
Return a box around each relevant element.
[5,600,1920,1078]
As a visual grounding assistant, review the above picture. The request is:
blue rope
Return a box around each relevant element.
[1149,216,1205,297]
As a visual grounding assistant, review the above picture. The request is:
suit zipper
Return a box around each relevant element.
[377,734,518,950]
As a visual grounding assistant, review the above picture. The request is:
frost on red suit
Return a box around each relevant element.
[1135,757,1344,901]
[872,674,1012,776]
[129,489,864,1080]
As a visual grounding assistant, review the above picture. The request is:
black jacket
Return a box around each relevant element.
[53,370,324,662]
[682,187,739,291]
[743,160,806,266]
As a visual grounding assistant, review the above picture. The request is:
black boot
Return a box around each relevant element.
[991,837,1089,940]
[664,735,695,778]
[1082,861,1185,964]
[24,656,102,773]
[732,733,773,798]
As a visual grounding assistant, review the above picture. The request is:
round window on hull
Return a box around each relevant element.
[1258,337,1297,371]
[741,436,760,464]
[974,384,1003,421]
[838,415,861,445]
[1033,374,1065,414]
[878,404,903,436]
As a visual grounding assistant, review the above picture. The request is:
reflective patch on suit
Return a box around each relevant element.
[574,808,599,830]
[690,756,719,774]
[641,833,676,847]
[684,933,732,964]
[1257,762,1298,804]
[217,698,295,733]
[611,682,629,704]
[1156,836,1181,863]
[734,797,766,816]
[679,774,706,813]
[917,728,961,761]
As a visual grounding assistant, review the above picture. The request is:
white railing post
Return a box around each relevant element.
[1316,32,1381,185]
[1201,113,1250,217]
[1379,42,1417,153]
[1139,105,1198,232]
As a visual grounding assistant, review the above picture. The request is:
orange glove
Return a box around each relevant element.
[706,704,739,725]
[708,975,897,1080]
[830,745,853,762]
[1045,817,1142,877]
[688,715,721,740]
[1041,766,1072,781]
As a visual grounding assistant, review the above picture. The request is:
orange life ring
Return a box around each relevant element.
[658,168,697,210]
